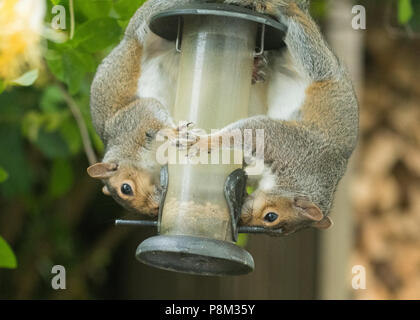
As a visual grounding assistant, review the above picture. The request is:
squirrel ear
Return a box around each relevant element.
[102,185,111,196]
[294,197,324,222]
[87,163,118,179]
[312,216,333,229]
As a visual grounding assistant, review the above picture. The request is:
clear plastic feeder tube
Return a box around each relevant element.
[161,15,257,241]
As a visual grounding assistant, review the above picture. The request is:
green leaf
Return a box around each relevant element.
[236,234,249,248]
[45,50,65,81]
[0,79,6,94]
[76,0,112,19]
[0,236,17,269]
[85,117,104,153]
[35,130,71,159]
[92,130,104,154]
[310,0,327,19]
[247,186,255,195]
[62,50,94,94]
[60,118,82,154]
[48,159,74,197]
[40,86,65,113]
[44,111,68,132]
[0,167,8,183]
[0,125,32,197]
[12,69,39,86]
[399,0,413,24]
[22,111,44,141]
[73,18,122,53]
[46,47,95,95]
[50,0,61,5]
[113,0,147,19]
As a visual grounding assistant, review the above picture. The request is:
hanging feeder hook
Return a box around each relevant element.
[175,16,183,53]
[254,24,266,56]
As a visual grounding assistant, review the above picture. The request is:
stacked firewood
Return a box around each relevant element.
[352,27,420,299]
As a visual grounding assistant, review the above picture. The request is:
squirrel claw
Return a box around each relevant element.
[187,135,216,157]
[169,121,202,149]
[252,54,268,84]
[224,0,267,13]
[176,121,195,132]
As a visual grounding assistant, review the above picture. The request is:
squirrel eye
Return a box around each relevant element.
[145,132,154,139]
[264,212,279,223]
[121,183,133,196]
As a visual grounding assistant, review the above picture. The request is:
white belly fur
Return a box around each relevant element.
[267,72,308,120]
[137,34,179,111]
[266,51,309,121]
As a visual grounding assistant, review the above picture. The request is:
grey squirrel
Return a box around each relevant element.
[88,0,359,236]
[87,0,198,216]
[189,0,359,235]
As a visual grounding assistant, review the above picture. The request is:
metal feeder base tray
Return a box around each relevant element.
[136,235,255,276]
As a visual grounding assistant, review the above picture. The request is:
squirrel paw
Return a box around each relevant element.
[224,0,268,13]
[252,54,268,84]
[170,121,202,150]
[187,135,212,157]
[224,0,302,19]
[187,134,225,158]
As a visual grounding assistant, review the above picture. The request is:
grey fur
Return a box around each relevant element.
[217,0,359,218]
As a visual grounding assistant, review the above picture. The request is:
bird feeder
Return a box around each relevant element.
[117,3,286,276]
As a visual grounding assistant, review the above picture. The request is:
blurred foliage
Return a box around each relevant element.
[398,0,420,32]
[0,236,17,269]
[0,167,14,269]
[311,0,419,28]
[0,0,146,298]
[387,0,420,34]
[310,0,328,20]
[398,0,413,24]
[0,167,8,183]
[11,70,40,87]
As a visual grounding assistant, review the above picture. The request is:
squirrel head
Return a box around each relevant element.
[240,191,333,235]
[87,162,159,216]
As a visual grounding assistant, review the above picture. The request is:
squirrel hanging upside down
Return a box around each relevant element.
[189,0,359,235]
[87,0,358,236]
[87,0,195,216]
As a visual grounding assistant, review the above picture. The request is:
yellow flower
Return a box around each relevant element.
[0,0,46,81]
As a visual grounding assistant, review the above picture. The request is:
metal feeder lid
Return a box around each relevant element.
[136,235,255,276]
[149,3,287,51]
